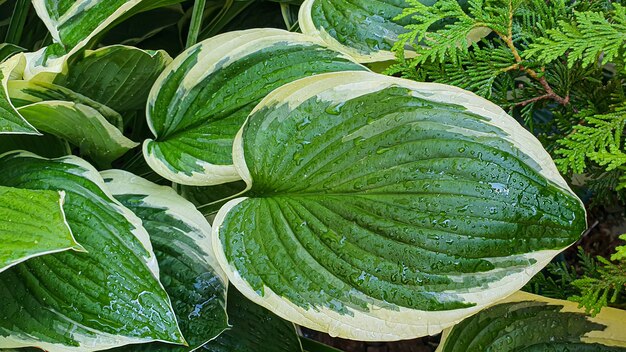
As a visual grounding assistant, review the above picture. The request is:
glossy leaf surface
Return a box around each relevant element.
[437,292,626,351]
[0,153,184,351]
[103,170,228,351]
[144,28,366,186]
[0,186,81,273]
[213,71,587,340]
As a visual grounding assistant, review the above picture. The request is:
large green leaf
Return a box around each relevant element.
[58,46,172,112]
[0,152,185,351]
[144,28,367,186]
[437,291,626,351]
[0,185,82,273]
[102,170,228,351]
[17,101,138,165]
[0,55,38,134]
[212,71,587,340]
[202,287,303,352]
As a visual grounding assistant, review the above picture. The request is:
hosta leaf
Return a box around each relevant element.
[8,79,124,129]
[144,28,366,186]
[24,0,148,78]
[299,0,417,63]
[0,55,38,134]
[102,170,228,351]
[17,101,138,165]
[0,186,82,273]
[212,71,587,340]
[58,46,172,112]
[32,0,142,49]
[437,291,626,351]
[202,287,302,352]
[0,152,185,351]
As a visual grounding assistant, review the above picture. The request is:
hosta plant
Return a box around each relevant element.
[0,0,625,351]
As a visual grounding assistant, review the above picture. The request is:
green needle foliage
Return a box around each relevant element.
[525,247,626,315]
[570,255,626,316]
[388,0,626,316]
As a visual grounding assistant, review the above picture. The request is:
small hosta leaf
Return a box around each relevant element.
[59,46,172,112]
[437,291,626,351]
[0,55,38,134]
[102,170,228,351]
[0,152,185,351]
[299,0,416,62]
[212,71,587,340]
[0,186,82,273]
[25,0,148,78]
[144,28,366,186]
[202,287,302,352]
[17,101,138,165]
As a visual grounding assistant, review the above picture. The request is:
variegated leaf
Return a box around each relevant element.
[0,55,38,134]
[437,291,626,351]
[102,170,228,351]
[0,152,185,351]
[212,71,587,340]
[9,79,124,129]
[299,0,487,63]
[299,0,415,62]
[24,0,162,78]
[58,45,172,112]
[144,28,367,186]
[17,101,138,165]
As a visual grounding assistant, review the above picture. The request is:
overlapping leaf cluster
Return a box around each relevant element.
[0,0,623,351]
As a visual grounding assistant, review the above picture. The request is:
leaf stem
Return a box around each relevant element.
[186,0,207,49]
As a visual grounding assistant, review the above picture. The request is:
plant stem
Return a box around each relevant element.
[186,0,207,49]
[498,0,569,107]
